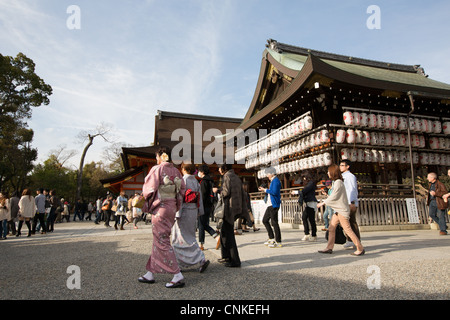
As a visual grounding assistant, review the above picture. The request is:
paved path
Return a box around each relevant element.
[0,220,449,301]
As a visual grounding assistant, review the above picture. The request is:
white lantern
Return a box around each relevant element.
[391,116,399,130]
[304,116,313,130]
[419,135,426,148]
[379,150,386,162]
[343,111,354,126]
[430,137,440,150]
[439,137,446,150]
[336,129,346,144]
[398,117,407,130]
[360,113,369,127]
[414,118,422,132]
[378,132,385,146]
[368,114,377,128]
[341,148,350,160]
[370,132,379,145]
[377,114,385,129]
[353,112,361,126]
[364,149,372,162]
[323,152,333,166]
[412,152,419,164]
[346,129,356,144]
[362,131,371,145]
[420,153,429,165]
[371,149,380,162]
[443,122,450,135]
[391,133,400,146]
[433,121,442,134]
[384,115,392,129]
[357,149,364,162]
[385,132,392,146]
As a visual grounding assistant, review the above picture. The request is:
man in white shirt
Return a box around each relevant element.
[339,160,361,249]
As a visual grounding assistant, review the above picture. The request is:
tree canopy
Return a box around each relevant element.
[0,52,52,192]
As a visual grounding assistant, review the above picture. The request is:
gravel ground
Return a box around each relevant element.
[0,221,448,302]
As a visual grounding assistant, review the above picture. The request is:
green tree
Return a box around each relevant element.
[30,155,77,201]
[0,52,52,192]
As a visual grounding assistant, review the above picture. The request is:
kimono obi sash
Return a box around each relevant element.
[159,175,182,200]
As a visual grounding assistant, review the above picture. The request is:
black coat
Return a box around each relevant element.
[301,180,317,203]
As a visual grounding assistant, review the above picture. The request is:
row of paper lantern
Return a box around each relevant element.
[336,129,450,150]
[343,111,450,134]
[235,114,313,161]
[341,148,450,166]
[238,128,329,164]
[256,153,334,178]
[242,129,331,168]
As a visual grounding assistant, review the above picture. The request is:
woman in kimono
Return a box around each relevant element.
[138,147,187,288]
[172,163,210,273]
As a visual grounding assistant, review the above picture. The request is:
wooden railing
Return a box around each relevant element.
[249,184,449,226]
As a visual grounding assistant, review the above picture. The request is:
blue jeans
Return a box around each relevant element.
[429,200,447,232]
[323,206,334,229]
[95,210,102,223]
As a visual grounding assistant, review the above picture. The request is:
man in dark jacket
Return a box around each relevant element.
[218,164,244,267]
[197,164,219,250]
[427,172,448,235]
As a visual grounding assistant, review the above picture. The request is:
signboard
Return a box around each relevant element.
[405,198,420,224]
[250,200,283,223]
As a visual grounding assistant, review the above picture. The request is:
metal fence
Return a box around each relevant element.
[250,184,449,226]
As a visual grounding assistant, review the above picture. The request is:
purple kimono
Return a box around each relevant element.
[142,162,186,274]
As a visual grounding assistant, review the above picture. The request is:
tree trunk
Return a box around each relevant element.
[76,134,94,200]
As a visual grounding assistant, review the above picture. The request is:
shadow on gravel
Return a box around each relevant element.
[0,232,448,301]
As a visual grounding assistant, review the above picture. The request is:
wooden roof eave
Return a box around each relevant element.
[241,50,301,126]
[310,55,450,100]
[100,166,145,187]
[236,54,315,132]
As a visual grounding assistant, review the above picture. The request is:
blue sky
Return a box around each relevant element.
[1,0,450,168]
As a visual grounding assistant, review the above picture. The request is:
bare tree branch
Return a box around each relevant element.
[76,122,115,199]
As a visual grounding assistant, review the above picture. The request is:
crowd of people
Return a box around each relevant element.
[0,187,152,239]
[1,146,447,290]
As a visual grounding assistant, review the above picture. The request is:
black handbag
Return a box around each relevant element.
[325,224,347,244]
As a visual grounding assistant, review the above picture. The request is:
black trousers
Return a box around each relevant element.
[220,220,240,265]
[32,212,46,233]
[262,206,281,243]
[302,206,317,237]
[347,205,361,241]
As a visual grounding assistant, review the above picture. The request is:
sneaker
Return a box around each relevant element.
[309,236,317,242]
[343,241,355,249]
[268,241,282,248]
[301,235,310,241]
[264,239,275,246]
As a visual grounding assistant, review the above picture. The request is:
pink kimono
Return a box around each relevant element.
[142,162,186,274]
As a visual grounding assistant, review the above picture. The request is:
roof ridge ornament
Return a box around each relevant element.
[414,65,429,78]
[266,39,282,53]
